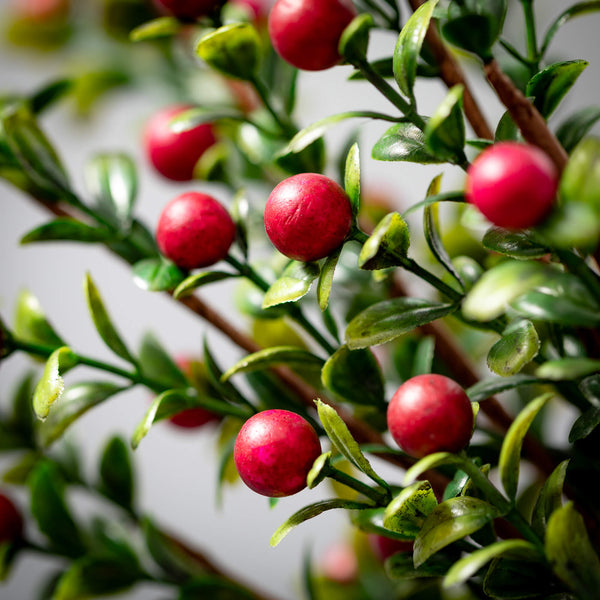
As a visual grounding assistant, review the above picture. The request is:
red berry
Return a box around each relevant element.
[387,374,474,459]
[368,534,413,562]
[144,105,217,182]
[156,192,236,269]
[0,493,23,544]
[153,0,222,19]
[264,173,353,262]
[465,142,558,229]
[268,0,357,71]
[233,409,322,497]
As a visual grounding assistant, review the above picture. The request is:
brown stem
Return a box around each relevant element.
[483,59,568,173]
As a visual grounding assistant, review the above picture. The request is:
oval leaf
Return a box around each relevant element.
[424,84,465,162]
[173,271,238,300]
[511,290,600,327]
[556,105,600,153]
[535,357,600,381]
[262,261,320,308]
[467,374,547,403]
[383,481,438,537]
[14,289,65,349]
[531,459,569,537]
[99,436,134,510]
[132,258,186,293]
[358,212,411,270]
[372,122,444,163]
[487,320,540,376]
[482,227,549,259]
[20,218,112,244]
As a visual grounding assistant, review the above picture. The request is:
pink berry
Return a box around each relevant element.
[144,105,217,182]
[268,0,357,71]
[264,173,353,262]
[153,0,222,19]
[233,409,322,497]
[465,142,558,229]
[387,374,474,459]
[156,192,236,269]
[0,493,23,544]
[320,541,358,583]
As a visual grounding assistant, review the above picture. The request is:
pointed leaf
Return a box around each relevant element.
[482,227,549,260]
[173,271,238,299]
[203,339,251,408]
[130,16,180,41]
[14,289,65,349]
[541,1,600,57]
[535,357,600,381]
[20,218,112,244]
[306,452,332,490]
[531,460,569,537]
[317,247,342,311]
[344,142,361,218]
[339,13,373,63]
[138,332,188,390]
[372,122,445,163]
[29,79,73,115]
[403,452,467,486]
[358,212,411,270]
[556,105,600,153]
[487,319,540,376]
[424,84,466,162]
[569,406,600,442]
[99,436,134,510]
[386,551,452,580]
[345,297,457,349]
[262,261,320,308]
[498,393,552,500]
[132,257,186,293]
[383,481,438,537]
[467,374,547,403]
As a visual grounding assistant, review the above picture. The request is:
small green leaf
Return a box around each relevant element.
[316,399,389,490]
[545,502,600,600]
[37,381,123,447]
[467,374,547,403]
[14,289,65,349]
[556,106,600,153]
[531,460,569,537]
[262,261,320,308]
[345,297,457,349]
[339,13,373,63]
[559,136,600,213]
[386,551,452,580]
[196,23,261,80]
[270,499,371,547]
[203,339,251,408]
[494,109,519,142]
[526,60,588,119]
[307,452,332,489]
[535,357,600,381]
[383,481,438,537]
[443,540,540,588]
[412,335,435,376]
[33,346,78,420]
[358,212,411,270]
[20,218,112,244]
[221,346,325,382]
[482,227,549,259]
[138,332,188,390]
[424,84,466,162]
[569,406,600,442]
[541,1,600,57]
[344,142,361,219]
[487,320,540,376]
[393,0,439,102]
[173,271,238,299]
[132,257,186,293]
[483,555,554,598]
[321,345,385,407]
[372,122,445,164]
[84,272,136,364]
[498,393,552,500]
[403,452,467,486]
[29,78,73,115]
[131,391,188,449]
[130,16,181,41]
[316,248,342,312]
[99,436,134,510]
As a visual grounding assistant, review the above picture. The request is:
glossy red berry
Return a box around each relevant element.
[156,192,236,269]
[387,374,474,459]
[144,104,217,182]
[268,0,357,71]
[264,173,353,262]
[465,142,558,229]
[0,493,23,544]
[153,0,222,19]
[233,409,322,497]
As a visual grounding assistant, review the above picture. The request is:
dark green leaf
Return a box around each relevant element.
[569,406,600,442]
[383,481,438,537]
[203,339,251,408]
[345,297,457,349]
[0,541,20,582]
[130,16,180,41]
[262,261,320,308]
[487,320,540,377]
[498,393,552,500]
[372,122,445,164]
[541,1,600,57]
[8,371,36,440]
[483,556,554,598]
[138,332,188,390]
[494,110,519,142]
[173,270,237,299]
[531,460,569,537]
[467,374,547,403]
[535,357,600,381]
[414,496,501,567]
[321,345,385,407]
[556,106,600,153]
[178,576,257,600]
[132,257,186,293]
[29,79,73,115]
[526,60,588,119]
[386,551,453,580]
[545,502,600,599]
[424,84,466,162]
[99,436,134,510]
[20,218,112,244]
[339,13,373,63]
[482,227,549,259]
[358,212,411,270]
[14,289,65,350]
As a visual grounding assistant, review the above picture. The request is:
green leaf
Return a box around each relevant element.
[569,406,600,442]
[196,23,261,80]
[344,142,361,219]
[99,436,134,510]
[37,381,123,447]
[173,270,238,299]
[526,60,588,119]
[383,481,438,537]
[14,289,65,349]
[29,461,85,557]
[321,345,385,407]
[138,332,188,390]
[403,452,467,486]
[270,499,371,547]
[487,320,540,377]
[345,297,457,349]
[372,122,445,163]
[467,374,547,403]
[20,218,112,244]
[386,551,453,580]
[84,272,136,365]
[316,399,389,490]
[0,541,20,581]
[358,212,411,270]
[541,1,600,57]
[178,576,257,600]
[33,346,78,420]
[203,339,251,408]
[536,201,600,252]
[535,357,600,381]
[84,153,137,230]
[443,540,540,588]
[559,136,600,214]
[414,496,501,567]
[339,13,373,63]
[221,346,325,382]
[545,502,600,600]
[130,16,181,41]
[131,257,186,292]
[556,106,600,153]
[482,227,549,260]
[494,109,519,142]
[483,556,554,598]
[29,79,73,115]
[393,0,439,102]
[316,248,342,312]
[412,335,435,376]
[306,452,332,489]
[531,460,569,537]
[498,393,552,500]
[262,261,320,308]
[424,84,466,162]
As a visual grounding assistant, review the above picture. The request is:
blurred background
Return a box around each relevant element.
[0,0,599,598]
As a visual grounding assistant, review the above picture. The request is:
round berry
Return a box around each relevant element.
[156,192,236,269]
[387,374,474,459]
[264,173,353,262]
[233,409,322,497]
[320,541,358,584]
[268,0,357,71]
[144,104,217,182]
[465,142,558,229]
[153,0,222,20]
[0,493,23,544]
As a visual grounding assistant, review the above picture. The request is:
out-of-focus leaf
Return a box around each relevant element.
[130,16,180,41]
[99,436,134,511]
[131,257,186,292]
[20,218,112,245]
[14,289,65,350]
[556,106,600,153]
[531,460,569,537]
